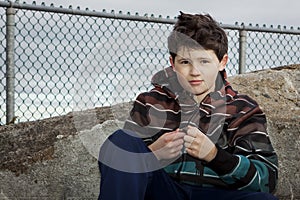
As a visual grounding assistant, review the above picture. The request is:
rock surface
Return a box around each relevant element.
[228,64,300,200]
[0,64,299,199]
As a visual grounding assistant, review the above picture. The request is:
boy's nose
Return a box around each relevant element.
[190,65,201,75]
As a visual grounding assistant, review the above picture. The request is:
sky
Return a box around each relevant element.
[29,0,300,28]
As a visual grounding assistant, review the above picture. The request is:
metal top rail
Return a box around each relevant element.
[1,0,300,35]
[0,0,177,24]
[222,23,300,35]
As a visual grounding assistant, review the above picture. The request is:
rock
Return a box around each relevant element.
[228,64,300,200]
[0,106,118,199]
[0,65,299,199]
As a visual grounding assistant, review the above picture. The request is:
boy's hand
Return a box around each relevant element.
[183,126,217,162]
[148,129,185,160]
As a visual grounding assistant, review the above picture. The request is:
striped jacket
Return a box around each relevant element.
[123,67,278,193]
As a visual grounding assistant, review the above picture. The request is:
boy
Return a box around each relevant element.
[98,12,278,200]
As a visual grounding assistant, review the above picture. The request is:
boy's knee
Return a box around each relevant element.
[99,129,158,173]
[107,129,146,151]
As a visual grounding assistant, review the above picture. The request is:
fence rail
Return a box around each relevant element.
[1,1,300,124]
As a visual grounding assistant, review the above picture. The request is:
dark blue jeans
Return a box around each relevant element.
[98,129,278,200]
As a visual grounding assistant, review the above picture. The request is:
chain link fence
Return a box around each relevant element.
[0,1,300,124]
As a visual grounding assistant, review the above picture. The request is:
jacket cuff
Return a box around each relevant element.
[204,145,239,176]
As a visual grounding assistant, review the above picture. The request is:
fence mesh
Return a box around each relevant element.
[0,6,6,124]
[0,2,299,124]
[246,31,300,71]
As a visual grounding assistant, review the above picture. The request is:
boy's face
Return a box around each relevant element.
[170,47,227,101]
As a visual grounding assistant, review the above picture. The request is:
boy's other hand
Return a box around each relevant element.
[183,126,217,162]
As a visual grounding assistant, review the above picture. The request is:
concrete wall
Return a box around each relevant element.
[0,65,299,199]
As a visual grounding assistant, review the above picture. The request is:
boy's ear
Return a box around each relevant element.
[218,54,228,71]
[169,56,175,69]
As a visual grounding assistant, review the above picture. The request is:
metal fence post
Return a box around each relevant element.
[238,29,247,74]
[5,5,16,124]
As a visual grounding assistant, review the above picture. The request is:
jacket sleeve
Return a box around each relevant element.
[123,92,153,143]
[123,91,175,145]
[205,97,278,193]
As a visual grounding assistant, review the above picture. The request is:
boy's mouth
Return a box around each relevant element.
[189,80,203,85]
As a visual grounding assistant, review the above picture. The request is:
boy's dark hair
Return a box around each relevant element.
[168,12,228,62]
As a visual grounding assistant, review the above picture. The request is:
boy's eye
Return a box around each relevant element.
[200,60,209,64]
[180,60,190,65]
